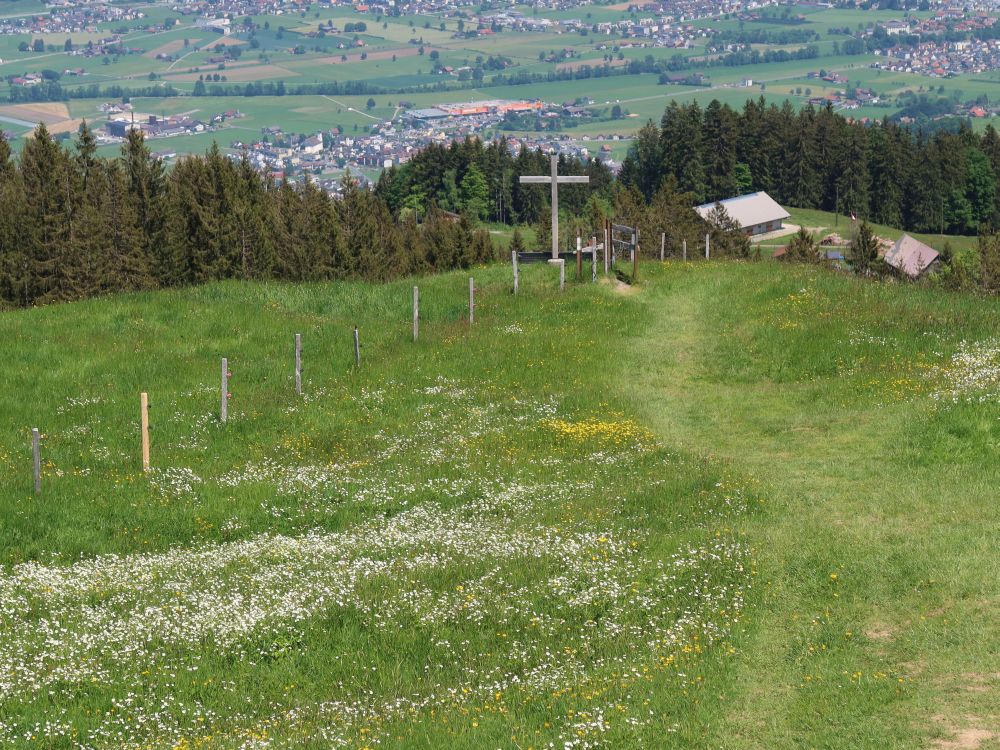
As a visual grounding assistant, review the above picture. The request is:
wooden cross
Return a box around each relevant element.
[520,155,589,259]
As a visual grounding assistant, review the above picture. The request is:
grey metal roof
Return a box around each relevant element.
[884,234,939,278]
[695,191,790,229]
[407,108,450,120]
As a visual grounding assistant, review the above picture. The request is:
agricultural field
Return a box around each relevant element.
[0,260,997,748]
[1,1,1000,171]
[1,0,997,150]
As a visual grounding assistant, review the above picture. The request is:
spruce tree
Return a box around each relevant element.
[103,161,153,292]
[122,129,166,282]
[20,123,79,303]
[232,153,275,279]
[619,121,664,201]
[74,121,98,192]
[0,131,26,306]
[702,100,738,203]
[849,220,880,276]
[704,203,751,259]
[784,226,821,263]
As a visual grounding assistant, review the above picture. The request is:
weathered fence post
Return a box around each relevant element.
[682,238,687,261]
[294,333,302,395]
[469,277,475,325]
[591,236,597,282]
[705,233,710,260]
[661,232,665,261]
[576,235,582,281]
[633,236,639,280]
[32,428,40,495]
[220,357,228,423]
[559,259,565,290]
[512,251,519,295]
[140,392,150,473]
[413,286,419,341]
[353,327,361,367]
[604,221,610,275]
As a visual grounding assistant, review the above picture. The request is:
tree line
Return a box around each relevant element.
[375,139,614,226]
[8,79,387,104]
[0,125,494,308]
[376,137,750,260]
[619,98,1000,237]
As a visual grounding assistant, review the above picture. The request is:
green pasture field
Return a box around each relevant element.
[93,129,224,160]
[781,208,978,255]
[0,267,753,749]
[3,4,1000,157]
[631,260,999,749]
[286,15,454,46]
[0,260,997,748]
[690,5,933,36]
[0,0,44,16]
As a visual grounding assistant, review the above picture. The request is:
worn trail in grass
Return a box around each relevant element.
[629,262,1000,749]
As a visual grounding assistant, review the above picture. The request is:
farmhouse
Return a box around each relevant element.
[695,192,790,236]
[883,234,940,278]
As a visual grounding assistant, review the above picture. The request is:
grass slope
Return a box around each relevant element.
[784,207,979,254]
[0,266,754,749]
[0,261,997,748]
[631,262,999,748]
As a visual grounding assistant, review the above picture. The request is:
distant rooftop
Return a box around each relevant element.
[408,108,449,120]
[884,234,939,278]
[695,192,790,230]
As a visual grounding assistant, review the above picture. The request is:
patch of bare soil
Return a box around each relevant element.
[931,722,996,750]
[864,622,897,642]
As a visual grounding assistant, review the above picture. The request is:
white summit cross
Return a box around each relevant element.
[520,154,590,259]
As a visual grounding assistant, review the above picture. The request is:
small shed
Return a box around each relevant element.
[695,192,790,236]
[884,234,940,278]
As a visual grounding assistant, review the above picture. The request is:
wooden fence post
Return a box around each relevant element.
[576,235,582,281]
[633,237,639,281]
[591,236,597,282]
[512,251,519,294]
[413,286,419,341]
[683,238,687,261]
[294,333,302,395]
[559,259,565,290]
[353,327,361,368]
[660,232,665,261]
[220,357,228,423]
[705,233,710,260]
[32,428,40,495]
[140,392,150,473]
[604,221,610,275]
[469,277,475,325]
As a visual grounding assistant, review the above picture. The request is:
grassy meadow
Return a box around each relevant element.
[0,259,997,748]
[780,207,980,255]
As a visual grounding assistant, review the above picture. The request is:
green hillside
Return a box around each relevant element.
[0,261,996,748]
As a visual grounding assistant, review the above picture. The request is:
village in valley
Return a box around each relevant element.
[5,0,1000,180]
